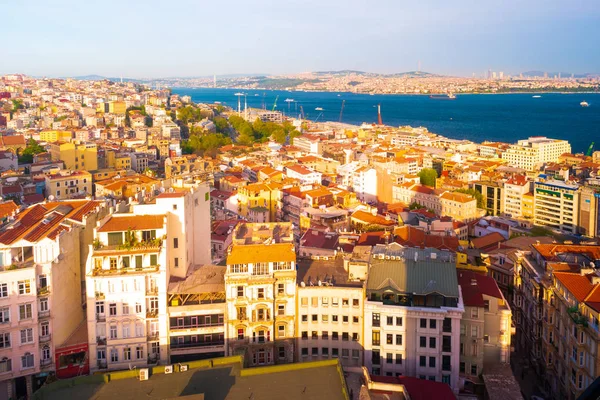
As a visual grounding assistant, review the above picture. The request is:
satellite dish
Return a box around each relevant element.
[48,195,55,201]
[159,187,166,193]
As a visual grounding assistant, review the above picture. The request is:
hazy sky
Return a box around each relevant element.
[2,0,599,78]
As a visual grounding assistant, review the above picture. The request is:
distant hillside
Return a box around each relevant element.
[522,71,597,78]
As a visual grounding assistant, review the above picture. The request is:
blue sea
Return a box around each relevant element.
[172,88,600,153]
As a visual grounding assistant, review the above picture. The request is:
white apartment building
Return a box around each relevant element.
[502,137,571,171]
[292,134,322,155]
[503,175,531,218]
[0,200,105,399]
[86,214,169,372]
[363,244,464,394]
[534,180,580,233]
[296,258,365,367]
[225,223,297,366]
[285,165,322,185]
[352,166,378,204]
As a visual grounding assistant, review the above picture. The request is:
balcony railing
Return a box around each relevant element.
[147,333,159,341]
[38,310,50,319]
[442,345,452,353]
[97,360,107,369]
[170,322,223,330]
[97,337,106,346]
[146,310,159,319]
[40,358,52,368]
[146,287,158,296]
[95,292,105,300]
[37,286,50,296]
[170,340,224,349]
[39,334,51,344]
[96,314,106,322]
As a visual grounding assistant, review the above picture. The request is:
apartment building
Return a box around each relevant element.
[285,165,322,185]
[85,214,169,372]
[457,270,512,387]
[49,141,98,171]
[439,192,478,222]
[237,183,282,223]
[534,180,580,233]
[44,170,92,200]
[167,265,226,363]
[352,166,378,203]
[578,186,600,237]
[224,223,296,366]
[472,181,503,216]
[0,200,104,399]
[502,137,571,171]
[363,244,464,393]
[39,130,72,143]
[293,134,322,155]
[502,175,531,218]
[296,257,365,367]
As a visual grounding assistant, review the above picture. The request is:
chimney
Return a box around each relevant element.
[471,278,477,286]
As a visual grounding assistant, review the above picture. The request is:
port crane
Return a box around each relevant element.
[272,95,279,111]
[339,100,345,123]
[299,105,305,120]
[587,142,595,156]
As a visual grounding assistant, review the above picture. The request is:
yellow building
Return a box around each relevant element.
[44,170,93,199]
[522,192,534,218]
[237,183,282,223]
[49,141,98,171]
[106,153,132,170]
[39,130,72,142]
[439,191,478,222]
[108,101,126,114]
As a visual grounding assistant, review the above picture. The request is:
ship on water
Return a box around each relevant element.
[581,101,589,107]
[429,93,456,100]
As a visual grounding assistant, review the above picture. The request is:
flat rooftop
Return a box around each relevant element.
[36,359,347,400]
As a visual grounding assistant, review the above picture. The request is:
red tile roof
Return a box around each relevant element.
[394,225,460,252]
[471,232,505,251]
[370,375,455,400]
[554,272,594,302]
[0,201,18,219]
[97,214,165,232]
[458,270,503,307]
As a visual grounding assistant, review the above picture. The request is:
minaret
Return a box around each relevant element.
[377,104,383,125]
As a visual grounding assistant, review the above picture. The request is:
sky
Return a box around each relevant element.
[2,0,599,78]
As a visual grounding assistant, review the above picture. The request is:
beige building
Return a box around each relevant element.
[503,175,531,218]
[502,137,571,171]
[296,257,365,367]
[0,200,105,399]
[49,141,98,171]
[440,192,478,222]
[225,222,296,366]
[534,180,580,234]
[457,270,512,387]
[44,170,92,200]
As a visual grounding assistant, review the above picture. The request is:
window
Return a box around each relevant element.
[173,204,178,210]
[278,304,285,316]
[352,332,359,341]
[420,336,426,348]
[386,353,393,364]
[18,280,31,295]
[372,313,380,327]
[39,298,48,312]
[332,348,339,358]
[419,356,426,367]
[342,332,349,341]
[372,331,380,346]
[312,331,318,339]
[483,300,489,312]
[135,324,144,337]
[0,358,11,373]
[372,350,380,365]
[312,315,318,322]
[123,347,131,361]
[237,286,244,298]
[312,347,319,356]
[322,331,329,340]
[19,304,32,320]
[471,364,477,375]
[277,283,284,295]
[257,288,264,299]
[174,258,179,267]
[21,353,34,369]
[429,357,436,368]
[332,315,338,323]
[443,318,452,333]
[237,329,245,340]
[301,298,308,307]
[0,307,9,324]
[135,303,142,314]
[353,299,359,307]
[352,349,359,359]
[342,298,349,307]
[278,346,285,359]
[136,346,144,359]
[123,325,130,338]
[122,303,130,315]
[322,297,329,306]
[471,308,479,318]
[386,334,393,345]
[396,334,403,346]
[277,325,285,338]
[302,331,308,340]
[483,334,489,343]
[301,315,308,322]
[110,325,117,339]
[150,254,158,266]
[109,303,117,316]
[322,347,329,356]
[332,332,339,341]
[311,297,318,307]
[429,337,436,349]
[41,322,49,337]
[0,283,7,298]
[301,348,308,356]
[332,298,339,306]
[353,316,359,324]
[173,238,179,248]
[396,317,403,326]
[430,319,436,329]
[460,362,465,373]
[342,349,349,358]
[396,354,402,364]
[0,333,10,348]
[420,318,427,328]
[110,349,119,362]
[471,326,478,337]
[387,316,393,326]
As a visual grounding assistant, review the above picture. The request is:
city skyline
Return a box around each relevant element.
[2,0,599,78]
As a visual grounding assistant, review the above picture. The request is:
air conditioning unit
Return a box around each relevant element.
[180,365,188,372]
[165,365,173,374]
[139,368,149,381]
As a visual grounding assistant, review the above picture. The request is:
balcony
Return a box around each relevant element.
[96,314,106,322]
[170,340,225,349]
[146,287,158,296]
[39,334,51,344]
[96,337,106,346]
[95,292,105,300]
[147,333,159,341]
[40,358,53,368]
[38,310,50,319]
[97,360,107,369]
[93,264,160,276]
[37,286,50,296]
[442,345,452,353]
[146,310,159,319]
[170,322,223,330]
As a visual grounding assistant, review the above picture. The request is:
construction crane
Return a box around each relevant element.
[272,95,279,111]
[299,105,305,120]
[339,100,345,123]
[586,142,595,156]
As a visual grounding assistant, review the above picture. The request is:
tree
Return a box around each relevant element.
[18,139,46,164]
[418,168,438,187]
[213,117,228,134]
